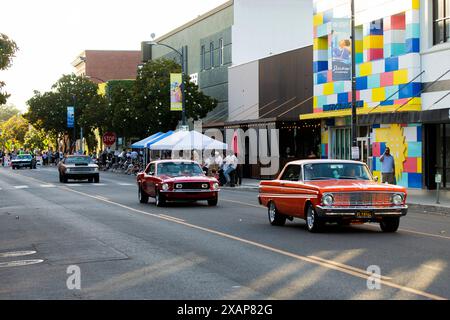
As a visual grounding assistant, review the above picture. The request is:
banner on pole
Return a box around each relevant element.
[67,106,74,128]
[170,73,183,111]
[331,18,352,81]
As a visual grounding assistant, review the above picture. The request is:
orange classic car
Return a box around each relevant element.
[258,160,408,233]
[137,160,220,207]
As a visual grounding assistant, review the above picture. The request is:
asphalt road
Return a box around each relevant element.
[0,165,449,300]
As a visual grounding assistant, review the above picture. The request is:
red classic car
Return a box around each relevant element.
[258,160,408,233]
[137,160,220,207]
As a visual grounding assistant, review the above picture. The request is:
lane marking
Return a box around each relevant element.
[159,214,186,222]
[60,187,447,300]
[0,250,36,258]
[40,184,56,188]
[93,195,109,201]
[14,186,29,189]
[0,259,44,268]
[118,183,134,186]
[92,183,107,186]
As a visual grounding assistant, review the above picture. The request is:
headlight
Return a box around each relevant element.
[322,194,334,206]
[212,183,219,190]
[202,183,209,189]
[392,194,403,205]
[175,184,183,189]
[93,167,99,172]
[161,183,169,191]
[66,168,71,173]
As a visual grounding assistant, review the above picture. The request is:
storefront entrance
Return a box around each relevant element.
[425,123,450,189]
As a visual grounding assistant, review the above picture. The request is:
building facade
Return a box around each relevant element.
[144,1,233,125]
[307,0,450,190]
[72,50,141,82]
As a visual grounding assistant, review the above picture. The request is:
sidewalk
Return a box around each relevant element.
[223,179,450,215]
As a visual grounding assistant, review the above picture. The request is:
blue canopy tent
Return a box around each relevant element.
[143,131,174,166]
[130,132,163,149]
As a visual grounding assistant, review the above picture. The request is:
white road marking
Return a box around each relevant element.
[118,183,134,186]
[14,186,29,189]
[67,184,83,187]
[92,183,107,186]
[40,184,56,188]
[159,214,186,222]
[0,259,44,268]
[0,250,37,258]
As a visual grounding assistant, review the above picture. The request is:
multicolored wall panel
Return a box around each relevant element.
[313,0,421,114]
[371,124,422,189]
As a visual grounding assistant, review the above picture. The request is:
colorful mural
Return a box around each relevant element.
[371,124,422,188]
[312,0,421,115]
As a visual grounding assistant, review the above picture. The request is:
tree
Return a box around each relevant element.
[0,103,20,123]
[23,126,51,151]
[25,74,107,153]
[0,33,18,104]
[0,114,28,151]
[133,58,217,138]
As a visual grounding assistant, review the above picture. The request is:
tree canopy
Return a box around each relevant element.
[0,33,18,104]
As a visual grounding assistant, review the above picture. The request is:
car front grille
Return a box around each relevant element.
[331,192,394,207]
[69,167,94,172]
[174,182,209,190]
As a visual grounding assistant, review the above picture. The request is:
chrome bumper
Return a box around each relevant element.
[315,205,408,217]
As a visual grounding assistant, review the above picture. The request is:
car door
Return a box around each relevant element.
[143,163,157,197]
[275,164,302,216]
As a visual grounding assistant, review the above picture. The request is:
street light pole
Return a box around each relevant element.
[351,0,358,158]
[145,39,187,128]
[72,94,76,154]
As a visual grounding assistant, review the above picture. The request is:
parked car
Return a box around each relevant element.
[137,160,220,207]
[58,155,100,183]
[258,160,408,233]
[11,154,36,169]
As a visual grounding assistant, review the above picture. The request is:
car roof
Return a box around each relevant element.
[152,159,198,164]
[287,159,367,166]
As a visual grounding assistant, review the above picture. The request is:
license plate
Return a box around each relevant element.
[356,211,374,218]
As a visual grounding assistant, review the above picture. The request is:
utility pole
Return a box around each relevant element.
[72,94,76,154]
[351,0,358,158]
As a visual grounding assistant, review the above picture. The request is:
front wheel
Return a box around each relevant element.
[380,217,400,233]
[207,198,218,206]
[138,186,149,203]
[155,192,166,207]
[268,201,286,226]
[94,175,100,183]
[306,205,324,233]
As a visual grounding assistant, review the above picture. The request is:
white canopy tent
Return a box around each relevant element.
[150,130,227,151]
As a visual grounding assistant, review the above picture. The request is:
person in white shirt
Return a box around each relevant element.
[213,151,223,167]
[223,150,238,186]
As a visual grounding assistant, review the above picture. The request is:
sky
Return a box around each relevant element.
[0,0,229,111]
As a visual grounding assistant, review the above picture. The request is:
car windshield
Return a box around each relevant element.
[17,155,32,160]
[157,162,204,177]
[303,163,372,181]
[65,156,92,164]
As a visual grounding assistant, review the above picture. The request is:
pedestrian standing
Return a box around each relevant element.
[380,147,396,184]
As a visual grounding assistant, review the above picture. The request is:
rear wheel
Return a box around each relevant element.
[155,191,166,207]
[138,186,149,203]
[380,217,400,233]
[306,205,324,233]
[268,201,286,226]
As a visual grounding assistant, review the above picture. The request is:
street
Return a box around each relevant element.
[0,166,449,300]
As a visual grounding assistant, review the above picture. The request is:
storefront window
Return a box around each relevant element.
[433,0,450,44]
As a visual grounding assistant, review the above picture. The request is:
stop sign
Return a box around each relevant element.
[103,132,116,146]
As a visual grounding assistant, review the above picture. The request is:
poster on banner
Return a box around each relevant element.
[331,18,352,81]
[67,106,74,128]
[170,73,183,111]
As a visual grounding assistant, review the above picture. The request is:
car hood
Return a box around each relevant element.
[305,180,406,193]
[158,175,217,183]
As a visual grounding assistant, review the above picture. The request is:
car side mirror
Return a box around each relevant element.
[374,176,379,182]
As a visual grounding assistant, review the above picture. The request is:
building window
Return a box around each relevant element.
[433,0,450,44]
[201,45,205,71]
[210,42,214,68]
[219,38,224,66]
